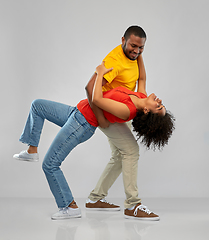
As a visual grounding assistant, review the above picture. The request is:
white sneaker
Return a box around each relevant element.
[13,150,39,162]
[51,207,81,220]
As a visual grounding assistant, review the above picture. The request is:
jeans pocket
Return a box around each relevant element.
[73,109,96,142]
[73,109,87,126]
[74,109,96,131]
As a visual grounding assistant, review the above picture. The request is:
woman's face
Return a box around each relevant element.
[145,93,166,116]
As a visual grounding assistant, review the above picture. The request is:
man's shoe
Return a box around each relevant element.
[13,150,39,162]
[51,207,81,220]
[86,198,120,211]
[124,203,160,221]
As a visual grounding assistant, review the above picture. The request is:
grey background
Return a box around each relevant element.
[1,0,208,200]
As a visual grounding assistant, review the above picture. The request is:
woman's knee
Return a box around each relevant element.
[42,154,62,174]
[30,99,42,116]
[31,99,43,111]
[42,159,49,173]
[42,157,54,173]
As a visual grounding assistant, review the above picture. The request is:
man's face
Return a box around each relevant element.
[122,34,146,60]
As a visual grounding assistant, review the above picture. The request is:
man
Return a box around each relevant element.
[85,25,159,220]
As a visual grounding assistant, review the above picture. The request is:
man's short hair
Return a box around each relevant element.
[123,26,146,40]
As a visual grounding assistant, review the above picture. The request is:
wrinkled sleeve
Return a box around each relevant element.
[103,57,120,84]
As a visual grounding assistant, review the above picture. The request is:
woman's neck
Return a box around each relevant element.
[129,95,145,111]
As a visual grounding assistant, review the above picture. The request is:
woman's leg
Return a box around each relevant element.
[42,109,96,208]
[19,99,75,147]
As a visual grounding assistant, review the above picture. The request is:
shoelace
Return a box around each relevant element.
[100,198,115,205]
[134,204,153,216]
[59,207,69,214]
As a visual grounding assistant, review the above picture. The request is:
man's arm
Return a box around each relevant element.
[85,73,110,128]
[137,54,147,96]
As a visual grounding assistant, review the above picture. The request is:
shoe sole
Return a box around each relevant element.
[124,215,160,221]
[13,156,39,162]
[85,207,120,211]
[51,214,82,220]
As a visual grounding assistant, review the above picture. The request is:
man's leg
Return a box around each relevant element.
[88,138,123,200]
[88,122,141,209]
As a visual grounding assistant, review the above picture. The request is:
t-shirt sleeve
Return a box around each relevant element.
[103,57,120,84]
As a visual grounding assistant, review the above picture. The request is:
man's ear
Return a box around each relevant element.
[122,37,125,46]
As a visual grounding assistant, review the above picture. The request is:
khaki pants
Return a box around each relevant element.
[88,122,141,209]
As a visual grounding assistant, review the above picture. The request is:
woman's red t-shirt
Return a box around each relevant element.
[77,86,147,127]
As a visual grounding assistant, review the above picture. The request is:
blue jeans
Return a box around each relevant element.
[19,99,96,208]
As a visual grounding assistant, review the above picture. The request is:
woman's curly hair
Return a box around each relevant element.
[132,110,175,151]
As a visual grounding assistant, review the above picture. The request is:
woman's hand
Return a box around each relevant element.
[96,61,113,76]
[98,117,110,128]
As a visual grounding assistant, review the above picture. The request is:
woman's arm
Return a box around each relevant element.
[92,62,130,121]
[85,73,110,128]
[137,54,147,96]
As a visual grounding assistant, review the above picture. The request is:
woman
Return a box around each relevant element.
[13,62,175,220]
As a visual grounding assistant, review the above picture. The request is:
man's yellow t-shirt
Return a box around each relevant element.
[102,45,139,92]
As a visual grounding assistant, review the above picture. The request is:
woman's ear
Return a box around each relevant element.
[143,107,149,115]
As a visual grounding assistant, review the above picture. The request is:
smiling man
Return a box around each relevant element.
[122,32,146,60]
[85,26,161,221]
[101,28,146,93]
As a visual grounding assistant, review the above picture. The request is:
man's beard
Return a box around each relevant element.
[122,42,139,60]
